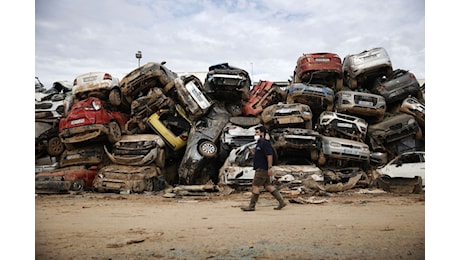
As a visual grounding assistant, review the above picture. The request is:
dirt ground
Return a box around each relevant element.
[34,187,426,260]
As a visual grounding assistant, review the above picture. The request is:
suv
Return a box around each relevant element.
[370,69,422,106]
[285,83,334,115]
[316,111,368,142]
[261,103,314,130]
[318,136,370,168]
[119,61,178,107]
[59,97,130,149]
[334,90,386,123]
[293,52,343,91]
[203,62,251,102]
[173,74,213,121]
[241,80,286,117]
[342,47,393,89]
[72,72,122,107]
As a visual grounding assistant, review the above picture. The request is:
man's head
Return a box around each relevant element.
[254,125,267,141]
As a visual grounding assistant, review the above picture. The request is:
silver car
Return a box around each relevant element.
[334,90,386,123]
[316,111,368,142]
[342,47,393,89]
[318,136,370,167]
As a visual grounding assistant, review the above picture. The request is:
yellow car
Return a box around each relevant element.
[147,104,191,151]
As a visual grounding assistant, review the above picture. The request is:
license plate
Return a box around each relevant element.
[65,154,81,159]
[315,58,330,62]
[344,149,358,155]
[83,75,98,82]
[358,100,373,106]
[71,118,85,125]
[337,122,353,128]
[185,82,211,110]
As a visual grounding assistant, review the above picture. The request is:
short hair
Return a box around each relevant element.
[256,125,267,134]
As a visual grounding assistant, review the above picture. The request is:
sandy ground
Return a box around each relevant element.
[34,188,426,260]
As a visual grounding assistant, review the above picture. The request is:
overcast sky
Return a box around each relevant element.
[35,0,425,88]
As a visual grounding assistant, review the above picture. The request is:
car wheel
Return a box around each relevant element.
[198,140,218,158]
[109,89,122,106]
[71,179,85,192]
[144,177,154,192]
[108,121,122,143]
[47,136,65,156]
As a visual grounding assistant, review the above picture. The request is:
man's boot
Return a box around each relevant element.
[271,189,287,210]
[241,193,259,211]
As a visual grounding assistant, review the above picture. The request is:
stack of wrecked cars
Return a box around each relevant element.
[36,47,425,195]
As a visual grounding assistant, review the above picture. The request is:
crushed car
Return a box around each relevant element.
[36,120,64,158]
[72,72,123,107]
[35,165,99,194]
[285,82,334,118]
[93,165,166,194]
[241,80,286,117]
[399,96,425,129]
[334,90,386,123]
[59,144,108,168]
[261,102,314,130]
[35,80,74,120]
[219,116,262,161]
[119,61,178,108]
[317,135,370,169]
[376,150,425,194]
[342,47,393,89]
[178,104,231,185]
[370,69,423,106]
[293,52,343,91]
[316,111,368,142]
[59,97,130,149]
[270,128,320,161]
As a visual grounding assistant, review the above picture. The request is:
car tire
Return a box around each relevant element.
[71,179,85,192]
[109,89,122,106]
[47,136,65,156]
[108,121,122,143]
[198,140,218,158]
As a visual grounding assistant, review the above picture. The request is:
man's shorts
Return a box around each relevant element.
[252,169,270,187]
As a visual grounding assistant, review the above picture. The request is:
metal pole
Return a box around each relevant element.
[136,51,142,68]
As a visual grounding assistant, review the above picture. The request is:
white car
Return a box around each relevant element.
[72,72,122,106]
[316,111,368,142]
[376,151,425,189]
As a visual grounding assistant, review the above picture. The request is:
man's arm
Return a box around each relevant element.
[267,154,273,168]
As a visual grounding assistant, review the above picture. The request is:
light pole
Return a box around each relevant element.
[136,51,142,67]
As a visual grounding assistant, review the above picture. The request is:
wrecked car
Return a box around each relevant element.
[376,150,424,193]
[35,165,99,194]
[293,52,343,91]
[270,128,320,161]
[399,96,425,128]
[59,144,107,168]
[342,47,393,89]
[334,90,386,123]
[241,80,286,117]
[366,113,423,152]
[72,72,122,107]
[316,111,368,142]
[93,164,166,194]
[178,104,232,185]
[172,74,214,121]
[370,69,423,106]
[318,135,370,169]
[36,120,64,158]
[119,61,178,107]
[35,156,60,174]
[261,103,314,130]
[59,97,130,149]
[219,116,262,161]
[125,87,175,134]
[35,80,74,120]
[203,62,251,102]
[104,134,166,167]
[285,82,334,115]
[146,104,192,151]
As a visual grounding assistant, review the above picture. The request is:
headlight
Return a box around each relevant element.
[92,100,102,110]
[408,118,415,125]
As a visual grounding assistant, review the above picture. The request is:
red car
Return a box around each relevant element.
[293,52,343,91]
[59,97,129,149]
[35,165,99,194]
[241,80,286,117]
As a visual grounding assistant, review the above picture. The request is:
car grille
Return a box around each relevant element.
[36,103,53,109]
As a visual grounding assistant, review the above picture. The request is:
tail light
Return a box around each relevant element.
[103,73,112,81]
[73,78,77,86]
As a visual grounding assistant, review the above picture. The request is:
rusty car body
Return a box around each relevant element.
[293,52,343,91]
[203,62,251,102]
[261,103,314,130]
[59,144,107,168]
[342,47,393,89]
[93,164,165,193]
[35,165,99,194]
[241,80,286,117]
[104,134,166,167]
[59,97,130,149]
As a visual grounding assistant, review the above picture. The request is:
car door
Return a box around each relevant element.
[383,153,425,184]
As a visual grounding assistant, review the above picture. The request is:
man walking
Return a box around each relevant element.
[241,125,287,211]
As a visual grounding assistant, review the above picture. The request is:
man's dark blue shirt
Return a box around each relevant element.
[253,139,273,170]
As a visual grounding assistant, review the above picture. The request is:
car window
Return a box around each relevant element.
[394,153,421,165]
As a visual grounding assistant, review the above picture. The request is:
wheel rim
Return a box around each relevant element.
[48,137,64,155]
[109,122,121,142]
[200,142,216,155]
